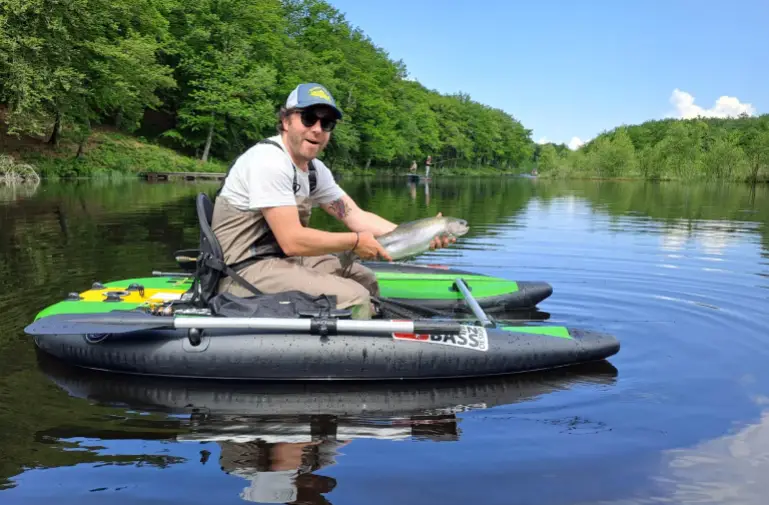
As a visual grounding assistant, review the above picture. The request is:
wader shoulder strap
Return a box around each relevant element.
[216,139,317,197]
[201,254,262,297]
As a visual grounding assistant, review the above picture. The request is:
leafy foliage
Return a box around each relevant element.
[1,0,533,173]
[538,115,769,182]
[0,0,174,142]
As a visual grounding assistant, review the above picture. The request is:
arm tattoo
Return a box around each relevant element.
[328,198,351,219]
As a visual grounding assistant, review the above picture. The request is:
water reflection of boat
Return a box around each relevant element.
[37,353,618,504]
[39,352,617,418]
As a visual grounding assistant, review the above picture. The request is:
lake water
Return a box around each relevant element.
[1,176,768,504]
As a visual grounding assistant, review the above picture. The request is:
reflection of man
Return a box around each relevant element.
[219,438,345,504]
[211,413,459,503]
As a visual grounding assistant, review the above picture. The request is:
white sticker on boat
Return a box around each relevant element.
[393,325,488,352]
[150,292,183,301]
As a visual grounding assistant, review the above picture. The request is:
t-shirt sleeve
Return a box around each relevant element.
[242,147,298,210]
[311,159,346,205]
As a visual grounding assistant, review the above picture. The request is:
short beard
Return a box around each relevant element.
[286,129,326,164]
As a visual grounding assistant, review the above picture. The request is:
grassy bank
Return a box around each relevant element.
[2,128,227,179]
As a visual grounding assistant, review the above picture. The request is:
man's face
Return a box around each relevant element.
[283,106,337,163]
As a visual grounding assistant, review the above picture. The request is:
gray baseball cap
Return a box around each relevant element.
[285,83,343,119]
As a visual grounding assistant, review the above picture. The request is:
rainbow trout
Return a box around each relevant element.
[339,215,469,268]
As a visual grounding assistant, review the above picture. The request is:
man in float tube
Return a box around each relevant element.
[211,83,452,319]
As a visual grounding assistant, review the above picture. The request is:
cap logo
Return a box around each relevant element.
[308,86,331,102]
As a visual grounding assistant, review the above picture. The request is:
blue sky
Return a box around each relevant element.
[326,0,768,148]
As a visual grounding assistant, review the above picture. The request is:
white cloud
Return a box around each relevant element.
[670,88,756,119]
[536,136,586,150]
[567,136,584,150]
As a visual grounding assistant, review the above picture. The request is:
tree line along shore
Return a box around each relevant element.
[1,0,767,182]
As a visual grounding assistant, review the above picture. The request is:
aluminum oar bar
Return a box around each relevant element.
[453,278,493,327]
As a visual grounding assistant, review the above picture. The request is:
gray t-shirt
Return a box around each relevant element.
[219,135,345,210]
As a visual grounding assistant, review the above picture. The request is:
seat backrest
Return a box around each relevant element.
[196,192,222,257]
[198,191,215,227]
[194,192,225,305]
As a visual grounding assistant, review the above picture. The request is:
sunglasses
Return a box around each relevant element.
[298,109,337,132]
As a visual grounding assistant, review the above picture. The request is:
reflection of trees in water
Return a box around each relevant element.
[530,180,769,257]
[0,179,39,202]
[0,182,209,304]
[343,177,769,258]
[532,180,767,222]
[657,219,761,257]
[313,176,539,234]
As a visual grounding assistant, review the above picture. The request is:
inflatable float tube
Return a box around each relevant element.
[25,264,617,380]
[30,322,619,380]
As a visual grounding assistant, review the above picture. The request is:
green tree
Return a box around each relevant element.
[161,0,282,161]
[587,128,639,178]
[536,144,560,175]
[0,0,174,147]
